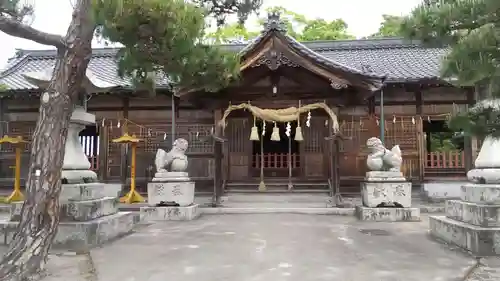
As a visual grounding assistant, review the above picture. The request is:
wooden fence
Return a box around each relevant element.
[426,151,465,169]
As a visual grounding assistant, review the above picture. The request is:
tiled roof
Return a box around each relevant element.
[0,37,448,92]
[0,48,170,92]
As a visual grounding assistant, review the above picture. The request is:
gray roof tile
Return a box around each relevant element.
[0,37,448,92]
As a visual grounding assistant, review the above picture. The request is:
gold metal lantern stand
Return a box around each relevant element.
[112,133,145,204]
[0,135,28,203]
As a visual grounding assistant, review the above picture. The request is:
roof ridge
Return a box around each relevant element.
[0,54,31,79]
[12,37,435,60]
[15,47,121,58]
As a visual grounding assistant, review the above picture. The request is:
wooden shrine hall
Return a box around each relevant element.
[0,13,477,196]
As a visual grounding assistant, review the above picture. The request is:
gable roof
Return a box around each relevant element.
[234,13,386,92]
[0,37,447,94]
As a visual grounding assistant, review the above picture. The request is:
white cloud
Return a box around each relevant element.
[0,0,421,67]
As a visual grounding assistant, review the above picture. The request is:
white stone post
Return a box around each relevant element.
[61,106,98,183]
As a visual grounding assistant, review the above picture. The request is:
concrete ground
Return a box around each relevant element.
[1,214,496,281]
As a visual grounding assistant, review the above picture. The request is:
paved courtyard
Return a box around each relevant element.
[0,214,487,281]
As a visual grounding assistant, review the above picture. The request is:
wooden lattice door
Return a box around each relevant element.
[302,116,328,178]
[226,118,249,180]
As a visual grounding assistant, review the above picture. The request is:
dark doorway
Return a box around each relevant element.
[423,120,464,153]
[423,119,464,171]
[79,125,99,171]
[251,120,300,177]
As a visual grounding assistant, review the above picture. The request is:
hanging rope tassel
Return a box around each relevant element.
[295,100,304,141]
[295,126,304,141]
[270,122,280,141]
[250,116,260,141]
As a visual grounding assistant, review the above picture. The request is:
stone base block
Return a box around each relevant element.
[355,206,420,222]
[421,181,464,202]
[152,172,190,181]
[140,204,200,221]
[467,168,500,184]
[147,181,195,207]
[0,212,140,248]
[460,183,500,204]
[365,171,406,181]
[361,181,412,207]
[60,183,122,201]
[61,170,98,184]
[9,197,119,222]
[445,200,500,227]
[429,216,500,256]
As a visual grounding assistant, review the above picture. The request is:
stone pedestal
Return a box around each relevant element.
[147,173,195,207]
[357,171,420,221]
[0,182,139,248]
[430,183,500,256]
[430,137,500,256]
[0,107,140,249]
[141,172,199,221]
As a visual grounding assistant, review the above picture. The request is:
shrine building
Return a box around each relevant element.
[0,14,477,195]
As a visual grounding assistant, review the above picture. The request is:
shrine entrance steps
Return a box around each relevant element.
[225,179,329,193]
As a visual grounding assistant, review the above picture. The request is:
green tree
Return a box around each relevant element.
[207,22,259,43]
[370,14,404,38]
[0,0,261,279]
[401,0,500,138]
[208,6,354,43]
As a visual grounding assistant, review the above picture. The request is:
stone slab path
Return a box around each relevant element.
[0,214,496,281]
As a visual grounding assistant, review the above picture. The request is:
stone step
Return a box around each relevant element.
[10,197,119,222]
[60,183,122,201]
[429,215,500,256]
[460,183,500,204]
[0,211,140,249]
[445,200,500,227]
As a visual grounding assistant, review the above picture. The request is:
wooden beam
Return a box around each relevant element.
[367,96,375,115]
[415,90,423,115]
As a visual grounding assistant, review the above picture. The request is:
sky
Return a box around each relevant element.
[0,0,422,68]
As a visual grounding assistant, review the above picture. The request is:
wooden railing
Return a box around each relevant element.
[426,151,464,169]
[252,153,300,169]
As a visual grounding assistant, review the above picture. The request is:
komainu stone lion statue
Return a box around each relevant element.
[155,138,189,173]
[366,137,402,172]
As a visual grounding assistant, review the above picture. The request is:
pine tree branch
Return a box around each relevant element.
[0,16,65,48]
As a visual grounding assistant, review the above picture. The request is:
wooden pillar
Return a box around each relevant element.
[174,96,180,118]
[120,97,130,184]
[367,95,375,116]
[463,87,476,171]
[98,124,109,182]
[212,109,224,206]
[415,90,425,183]
[0,98,7,177]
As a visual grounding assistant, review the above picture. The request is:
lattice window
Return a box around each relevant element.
[3,121,35,152]
[384,119,418,151]
[338,116,374,153]
[303,117,325,153]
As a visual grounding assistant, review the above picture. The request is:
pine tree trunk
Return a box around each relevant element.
[0,0,95,279]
